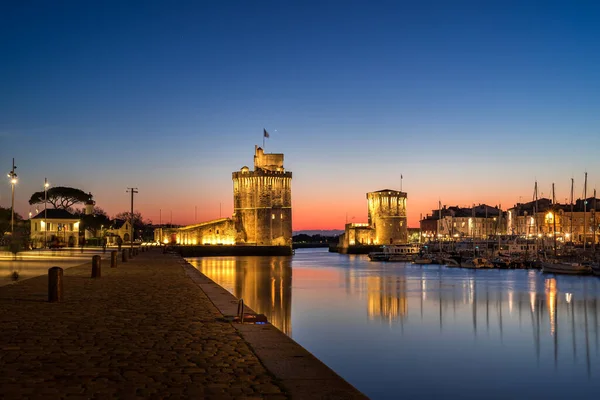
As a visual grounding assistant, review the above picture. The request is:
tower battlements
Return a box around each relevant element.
[232,146,293,246]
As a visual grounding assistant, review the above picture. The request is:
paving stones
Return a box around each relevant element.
[0,251,288,399]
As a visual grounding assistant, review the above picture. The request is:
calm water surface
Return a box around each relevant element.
[188,248,600,400]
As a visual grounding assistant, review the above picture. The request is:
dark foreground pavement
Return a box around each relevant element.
[0,249,367,399]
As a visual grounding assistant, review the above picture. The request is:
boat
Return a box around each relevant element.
[592,263,600,277]
[490,257,510,269]
[442,255,461,267]
[368,244,421,262]
[461,257,494,269]
[413,255,433,264]
[541,261,592,275]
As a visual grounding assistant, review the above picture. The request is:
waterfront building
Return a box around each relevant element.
[105,219,134,245]
[30,209,81,248]
[338,189,407,250]
[507,197,600,243]
[420,204,505,241]
[156,146,293,247]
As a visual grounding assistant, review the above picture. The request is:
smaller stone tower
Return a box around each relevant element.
[367,189,408,245]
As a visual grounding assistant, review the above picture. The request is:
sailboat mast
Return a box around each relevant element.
[485,205,488,239]
[570,178,574,243]
[472,204,476,253]
[584,172,588,251]
[552,183,557,258]
[593,189,597,253]
[419,212,423,244]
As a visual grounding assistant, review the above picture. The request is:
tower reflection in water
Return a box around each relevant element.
[188,256,292,335]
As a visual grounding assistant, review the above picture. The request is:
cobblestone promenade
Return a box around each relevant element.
[0,249,366,399]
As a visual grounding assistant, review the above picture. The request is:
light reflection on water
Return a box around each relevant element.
[188,248,600,400]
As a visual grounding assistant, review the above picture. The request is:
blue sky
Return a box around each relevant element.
[1,1,599,228]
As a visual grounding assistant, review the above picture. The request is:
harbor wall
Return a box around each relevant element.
[176,245,293,257]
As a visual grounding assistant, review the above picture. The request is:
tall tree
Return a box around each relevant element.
[114,211,149,229]
[1,207,23,236]
[29,187,91,210]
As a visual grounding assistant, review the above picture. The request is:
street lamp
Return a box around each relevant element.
[44,178,49,248]
[7,158,17,235]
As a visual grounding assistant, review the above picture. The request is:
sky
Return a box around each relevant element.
[1,1,600,230]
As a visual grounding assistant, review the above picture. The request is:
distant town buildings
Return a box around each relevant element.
[420,197,600,244]
[507,197,600,243]
[156,146,293,247]
[420,204,504,240]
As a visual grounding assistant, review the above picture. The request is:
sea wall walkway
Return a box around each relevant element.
[0,249,366,399]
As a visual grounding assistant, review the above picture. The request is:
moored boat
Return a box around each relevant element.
[443,256,461,267]
[541,261,592,275]
[368,244,420,262]
[413,254,433,264]
[461,257,494,269]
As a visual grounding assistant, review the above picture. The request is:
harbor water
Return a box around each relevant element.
[187,248,600,400]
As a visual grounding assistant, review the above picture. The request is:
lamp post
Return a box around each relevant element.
[7,158,17,235]
[44,178,49,248]
[126,187,138,252]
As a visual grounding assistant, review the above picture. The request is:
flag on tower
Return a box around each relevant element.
[263,129,270,138]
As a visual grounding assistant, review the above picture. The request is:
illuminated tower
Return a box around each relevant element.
[367,189,407,245]
[232,146,292,246]
[84,193,95,240]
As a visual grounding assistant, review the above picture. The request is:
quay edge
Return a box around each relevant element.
[182,259,368,399]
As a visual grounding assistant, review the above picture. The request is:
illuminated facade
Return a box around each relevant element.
[421,204,505,240]
[339,189,408,248]
[367,190,408,245]
[155,146,293,247]
[507,197,600,243]
[30,209,81,248]
[232,146,293,246]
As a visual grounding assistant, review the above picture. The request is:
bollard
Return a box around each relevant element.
[122,249,128,262]
[134,248,138,256]
[128,248,133,259]
[48,267,64,303]
[92,255,101,278]
[111,250,118,268]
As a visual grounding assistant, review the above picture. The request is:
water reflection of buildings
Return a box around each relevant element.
[366,276,408,323]
[346,267,599,374]
[190,256,292,335]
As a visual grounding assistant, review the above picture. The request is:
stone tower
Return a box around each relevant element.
[367,189,407,245]
[232,146,292,246]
